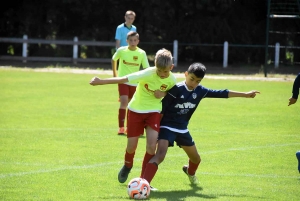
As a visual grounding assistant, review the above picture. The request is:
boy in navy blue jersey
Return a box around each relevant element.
[288,73,300,106]
[142,62,260,187]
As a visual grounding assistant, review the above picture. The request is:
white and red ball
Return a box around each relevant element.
[127,177,150,199]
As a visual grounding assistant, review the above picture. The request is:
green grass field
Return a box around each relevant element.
[0,68,299,201]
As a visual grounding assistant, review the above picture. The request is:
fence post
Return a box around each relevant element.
[73,37,78,64]
[173,40,178,67]
[22,35,28,63]
[223,41,228,68]
[275,42,280,68]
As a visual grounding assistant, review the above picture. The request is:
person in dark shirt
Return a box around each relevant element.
[288,73,300,106]
[289,73,300,173]
[142,62,260,188]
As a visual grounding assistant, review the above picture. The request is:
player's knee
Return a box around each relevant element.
[156,152,166,163]
[191,154,201,164]
[146,145,156,155]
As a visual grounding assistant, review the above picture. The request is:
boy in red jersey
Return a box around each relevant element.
[141,62,260,188]
[112,31,150,135]
[90,48,176,189]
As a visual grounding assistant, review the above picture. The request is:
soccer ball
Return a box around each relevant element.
[127,177,150,199]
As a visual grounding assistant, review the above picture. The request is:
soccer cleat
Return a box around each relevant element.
[118,165,131,183]
[118,127,126,135]
[296,151,300,173]
[150,185,158,191]
[182,165,199,184]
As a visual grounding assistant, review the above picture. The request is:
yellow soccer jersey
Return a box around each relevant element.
[112,46,149,82]
[127,67,176,113]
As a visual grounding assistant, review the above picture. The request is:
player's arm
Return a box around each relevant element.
[141,52,150,69]
[154,90,167,99]
[115,40,120,50]
[112,59,118,77]
[288,73,300,106]
[228,90,260,98]
[89,76,128,86]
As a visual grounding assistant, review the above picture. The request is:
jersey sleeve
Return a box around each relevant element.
[141,51,150,69]
[204,88,229,98]
[292,73,300,99]
[112,48,121,61]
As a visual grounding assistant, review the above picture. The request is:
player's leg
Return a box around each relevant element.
[181,145,201,184]
[118,110,144,183]
[142,139,169,184]
[140,112,161,180]
[142,128,176,190]
[176,131,200,184]
[118,84,129,135]
[296,150,300,173]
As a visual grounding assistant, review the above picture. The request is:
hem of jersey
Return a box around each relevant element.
[128,108,160,114]
[160,126,189,133]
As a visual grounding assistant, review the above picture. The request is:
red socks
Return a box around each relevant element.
[187,160,200,176]
[140,152,154,178]
[124,150,135,168]
[142,162,158,184]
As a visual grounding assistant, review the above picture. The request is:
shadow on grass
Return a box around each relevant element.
[150,184,268,200]
[98,183,267,200]
[149,184,216,200]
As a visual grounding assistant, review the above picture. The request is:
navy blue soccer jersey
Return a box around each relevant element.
[160,80,229,131]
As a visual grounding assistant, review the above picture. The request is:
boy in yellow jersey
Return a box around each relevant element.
[112,31,150,135]
[90,48,176,189]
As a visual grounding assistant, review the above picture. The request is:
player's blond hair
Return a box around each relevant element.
[125,10,136,17]
[154,48,173,69]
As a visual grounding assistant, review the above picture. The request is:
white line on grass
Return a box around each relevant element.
[0,162,120,179]
[1,143,299,179]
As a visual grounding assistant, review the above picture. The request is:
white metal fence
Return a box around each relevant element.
[0,35,297,68]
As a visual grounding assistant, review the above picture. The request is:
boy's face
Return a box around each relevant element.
[184,72,203,90]
[125,14,135,25]
[156,65,174,79]
[127,36,139,49]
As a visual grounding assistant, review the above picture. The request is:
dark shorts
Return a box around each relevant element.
[127,110,161,138]
[158,127,195,147]
[118,84,136,99]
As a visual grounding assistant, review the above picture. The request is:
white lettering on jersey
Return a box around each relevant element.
[174,102,196,109]
[174,102,196,115]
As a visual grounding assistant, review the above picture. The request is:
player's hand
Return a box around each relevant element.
[288,97,297,106]
[89,77,103,86]
[246,90,260,98]
[154,90,166,99]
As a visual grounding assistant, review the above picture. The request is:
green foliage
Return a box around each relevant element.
[0,68,299,201]
[2,0,299,65]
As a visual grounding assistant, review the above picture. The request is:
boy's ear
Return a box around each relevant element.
[170,64,174,70]
[184,71,188,76]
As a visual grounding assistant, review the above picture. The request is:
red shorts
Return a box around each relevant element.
[118,84,136,99]
[127,110,161,138]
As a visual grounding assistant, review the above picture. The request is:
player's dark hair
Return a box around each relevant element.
[187,62,206,78]
[127,31,139,39]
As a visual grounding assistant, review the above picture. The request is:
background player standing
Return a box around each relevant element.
[112,31,150,134]
[115,10,136,49]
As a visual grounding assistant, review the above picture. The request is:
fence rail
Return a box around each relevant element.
[0,35,299,68]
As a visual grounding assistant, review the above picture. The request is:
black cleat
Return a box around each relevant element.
[118,165,132,183]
